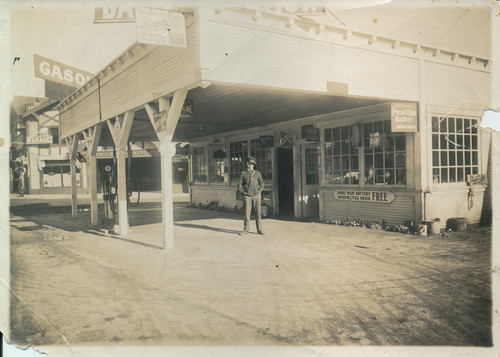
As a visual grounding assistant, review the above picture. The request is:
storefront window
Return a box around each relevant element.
[192,147,207,183]
[208,144,225,184]
[250,139,273,184]
[364,120,406,185]
[42,160,80,188]
[324,126,359,185]
[230,140,247,184]
[305,147,320,185]
[431,116,478,183]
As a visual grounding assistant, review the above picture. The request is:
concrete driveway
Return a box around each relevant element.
[8,198,493,354]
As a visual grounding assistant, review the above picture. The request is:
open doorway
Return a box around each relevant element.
[277,147,294,216]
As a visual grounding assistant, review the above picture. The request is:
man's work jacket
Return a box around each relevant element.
[238,169,264,197]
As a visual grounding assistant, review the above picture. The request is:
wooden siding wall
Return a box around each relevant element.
[60,20,200,139]
[191,187,240,209]
[322,190,417,226]
[423,62,491,109]
[200,18,419,101]
[425,186,487,227]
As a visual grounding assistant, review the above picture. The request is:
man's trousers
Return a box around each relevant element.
[243,194,263,233]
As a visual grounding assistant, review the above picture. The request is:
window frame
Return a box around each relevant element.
[430,115,480,186]
[322,120,408,188]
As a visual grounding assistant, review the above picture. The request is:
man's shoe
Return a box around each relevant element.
[239,231,248,236]
[258,231,265,236]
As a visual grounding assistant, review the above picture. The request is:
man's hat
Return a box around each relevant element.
[246,156,257,165]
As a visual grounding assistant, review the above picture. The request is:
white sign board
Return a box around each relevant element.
[391,102,418,132]
[334,190,395,203]
[136,7,187,47]
[27,135,53,145]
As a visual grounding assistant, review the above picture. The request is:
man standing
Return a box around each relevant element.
[238,156,265,235]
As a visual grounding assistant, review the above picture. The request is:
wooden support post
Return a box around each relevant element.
[159,137,176,250]
[145,89,188,250]
[67,134,80,218]
[116,148,128,235]
[107,111,135,235]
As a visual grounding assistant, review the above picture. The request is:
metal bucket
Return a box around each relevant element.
[447,218,467,231]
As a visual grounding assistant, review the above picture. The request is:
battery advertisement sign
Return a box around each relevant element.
[136,7,187,47]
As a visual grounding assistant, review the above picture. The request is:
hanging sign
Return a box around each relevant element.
[279,131,295,147]
[334,190,395,203]
[391,102,418,132]
[34,54,93,88]
[136,7,187,47]
[27,134,53,145]
[180,99,193,119]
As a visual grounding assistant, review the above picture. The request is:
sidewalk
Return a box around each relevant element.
[8,200,493,355]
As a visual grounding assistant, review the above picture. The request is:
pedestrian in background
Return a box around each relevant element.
[238,156,265,235]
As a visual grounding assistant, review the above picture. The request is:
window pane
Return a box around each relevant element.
[465,151,471,165]
[472,135,477,150]
[324,129,332,142]
[457,135,463,148]
[396,153,406,168]
[464,119,470,133]
[448,118,455,133]
[396,169,406,185]
[471,120,478,134]
[374,169,384,184]
[432,151,439,167]
[464,135,470,149]
[332,128,340,141]
[449,168,456,182]
[457,151,463,165]
[350,154,359,170]
[441,168,448,183]
[440,151,447,166]
[456,118,463,133]
[457,168,464,182]
[440,117,447,132]
[433,168,440,183]
[432,134,439,150]
[385,169,394,184]
[385,153,394,168]
[432,117,439,132]
[374,154,383,168]
[448,151,455,166]
[472,151,478,165]
[333,142,340,155]
[440,134,448,150]
[384,136,395,152]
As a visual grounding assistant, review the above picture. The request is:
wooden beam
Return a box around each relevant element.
[165,89,187,136]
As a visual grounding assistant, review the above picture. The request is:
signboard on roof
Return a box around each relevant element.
[34,54,93,88]
[94,6,136,22]
[136,7,187,47]
[391,102,418,132]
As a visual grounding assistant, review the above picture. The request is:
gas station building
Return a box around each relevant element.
[57,5,493,249]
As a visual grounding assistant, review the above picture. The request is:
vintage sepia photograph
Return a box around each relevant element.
[1,0,499,356]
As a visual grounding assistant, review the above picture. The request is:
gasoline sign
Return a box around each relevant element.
[34,54,93,88]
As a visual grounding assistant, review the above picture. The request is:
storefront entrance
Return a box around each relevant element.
[300,144,320,218]
[277,147,294,216]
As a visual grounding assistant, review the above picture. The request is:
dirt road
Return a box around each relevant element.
[9,203,492,350]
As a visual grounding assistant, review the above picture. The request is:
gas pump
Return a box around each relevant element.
[101,162,116,223]
[100,141,141,226]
